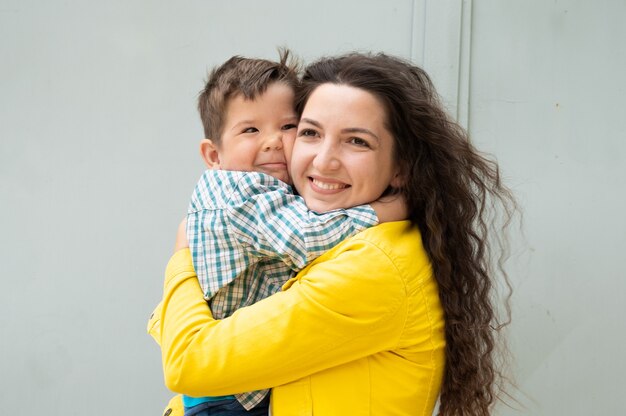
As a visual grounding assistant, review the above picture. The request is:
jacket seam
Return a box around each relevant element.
[344,236,407,347]
[417,277,438,416]
[347,236,408,350]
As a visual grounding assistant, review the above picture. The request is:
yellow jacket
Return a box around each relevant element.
[150,221,445,415]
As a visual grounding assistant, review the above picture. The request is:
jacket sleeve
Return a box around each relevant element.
[159,241,410,397]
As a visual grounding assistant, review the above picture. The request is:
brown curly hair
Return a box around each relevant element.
[295,53,516,415]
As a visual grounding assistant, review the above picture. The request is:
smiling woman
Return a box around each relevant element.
[152,52,516,416]
[290,83,403,213]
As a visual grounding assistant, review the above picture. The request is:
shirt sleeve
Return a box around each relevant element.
[159,244,408,397]
[227,173,379,271]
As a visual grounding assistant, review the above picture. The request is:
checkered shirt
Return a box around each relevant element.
[186,170,378,410]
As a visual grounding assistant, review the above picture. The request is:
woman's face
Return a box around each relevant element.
[290,83,401,213]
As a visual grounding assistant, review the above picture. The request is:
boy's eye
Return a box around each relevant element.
[348,137,370,148]
[282,123,297,131]
[242,127,258,134]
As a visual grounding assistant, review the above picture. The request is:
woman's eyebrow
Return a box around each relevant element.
[299,118,321,128]
[300,119,379,141]
[341,127,380,141]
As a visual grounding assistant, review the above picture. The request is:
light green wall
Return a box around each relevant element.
[470,1,626,414]
[1,1,623,414]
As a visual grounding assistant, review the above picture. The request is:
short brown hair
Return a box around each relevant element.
[198,50,299,144]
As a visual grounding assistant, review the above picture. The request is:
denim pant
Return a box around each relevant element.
[184,394,269,416]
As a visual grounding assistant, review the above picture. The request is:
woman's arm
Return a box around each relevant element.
[158,235,411,397]
[146,219,189,347]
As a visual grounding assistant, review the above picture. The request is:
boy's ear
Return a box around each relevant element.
[199,139,221,169]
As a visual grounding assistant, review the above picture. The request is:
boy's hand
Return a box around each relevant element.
[370,194,407,223]
[174,218,189,252]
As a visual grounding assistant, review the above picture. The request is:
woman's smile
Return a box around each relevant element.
[309,176,349,192]
[290,83,400,212]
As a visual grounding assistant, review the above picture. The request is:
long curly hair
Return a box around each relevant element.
[295,53,517,415]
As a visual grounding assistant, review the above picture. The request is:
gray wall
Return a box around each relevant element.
[470,1,626,414]
[1,1,623,414]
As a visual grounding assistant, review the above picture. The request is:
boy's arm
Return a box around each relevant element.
[227,174,379,271]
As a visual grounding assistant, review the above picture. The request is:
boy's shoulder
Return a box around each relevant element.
[199,170,291,191]
[190,170,293,210]
[201,169,284,183]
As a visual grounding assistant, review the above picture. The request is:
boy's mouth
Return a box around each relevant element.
[259,162,288,170]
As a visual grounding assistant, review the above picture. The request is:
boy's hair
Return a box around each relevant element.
[198,49,299,144]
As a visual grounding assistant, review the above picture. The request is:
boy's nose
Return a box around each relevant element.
[262,134,284,151]
[264,143,282,150]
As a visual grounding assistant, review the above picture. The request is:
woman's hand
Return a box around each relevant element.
[174,218,189,252]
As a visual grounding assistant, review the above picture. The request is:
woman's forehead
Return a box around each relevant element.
[302,84,388,126]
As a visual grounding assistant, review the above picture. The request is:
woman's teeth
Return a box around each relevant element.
[311,178,347,190]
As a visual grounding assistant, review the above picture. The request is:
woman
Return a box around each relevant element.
[153,53,515,415]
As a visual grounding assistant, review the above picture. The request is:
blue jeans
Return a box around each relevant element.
[184,394,269,416]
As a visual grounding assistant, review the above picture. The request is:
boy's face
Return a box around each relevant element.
[202,82,297,184]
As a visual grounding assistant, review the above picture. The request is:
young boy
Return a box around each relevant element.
[150,52,403,416]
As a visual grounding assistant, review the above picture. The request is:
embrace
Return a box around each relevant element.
[148,50,516,416]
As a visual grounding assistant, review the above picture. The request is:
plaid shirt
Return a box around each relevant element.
[186,170,378,410]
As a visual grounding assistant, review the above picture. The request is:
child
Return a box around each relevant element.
[151,52,404,416]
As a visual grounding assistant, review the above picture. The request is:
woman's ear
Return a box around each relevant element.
[390,168,406,188]
[199,139,221,169]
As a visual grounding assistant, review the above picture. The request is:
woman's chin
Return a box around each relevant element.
[303,199,342,214]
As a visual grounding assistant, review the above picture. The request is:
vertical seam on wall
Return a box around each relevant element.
[457,0,473,130]
[409,0,415,61]
[411,0,427,64]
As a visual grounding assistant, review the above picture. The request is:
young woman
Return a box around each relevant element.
[153,53,515,416]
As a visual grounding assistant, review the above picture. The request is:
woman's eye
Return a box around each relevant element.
[242,127,258,134]
[282,123,297,131]
[349,137,370,148]
[297,129,318,138]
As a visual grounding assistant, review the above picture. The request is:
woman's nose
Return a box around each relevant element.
[312,143,340,171]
